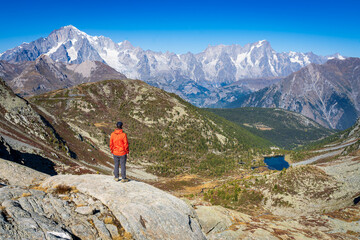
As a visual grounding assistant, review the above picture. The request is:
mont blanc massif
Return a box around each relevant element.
[1,26,360,240]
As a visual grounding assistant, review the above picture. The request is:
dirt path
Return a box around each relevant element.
[311,139,357,153]
[291,149,343,167]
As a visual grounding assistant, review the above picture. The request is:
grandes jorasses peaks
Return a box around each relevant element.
[0,25,344,107]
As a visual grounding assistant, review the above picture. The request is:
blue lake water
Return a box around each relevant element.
[264,156,289,170]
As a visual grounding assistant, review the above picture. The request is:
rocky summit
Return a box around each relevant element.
[41,174,206,240]
[0,169,205,240]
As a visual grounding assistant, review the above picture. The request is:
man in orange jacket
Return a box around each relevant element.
[110,121,129,182]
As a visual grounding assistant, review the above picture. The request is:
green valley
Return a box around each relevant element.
[207,107,335,149]
[30,79,274,177]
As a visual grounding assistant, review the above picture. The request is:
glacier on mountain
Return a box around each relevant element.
[0,25,345,107]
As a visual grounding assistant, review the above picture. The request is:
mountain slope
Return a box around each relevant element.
[208,107,336,149]
[0,25,343,107]
[0,78,82,174]
[240,58,360,130]
[0,55,126,96]
[30,79,273,176]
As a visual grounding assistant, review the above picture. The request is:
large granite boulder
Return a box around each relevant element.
[41,174,206,240]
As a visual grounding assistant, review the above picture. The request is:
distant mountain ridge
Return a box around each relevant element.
[0,55,126,96]
[240,58,360,130]
[0,25,344,106]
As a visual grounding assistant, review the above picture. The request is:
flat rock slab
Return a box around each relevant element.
[0,158,49,187]
[75,206,95,215]
[41,174,206,240]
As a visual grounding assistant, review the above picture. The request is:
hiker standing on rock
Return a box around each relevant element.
[110,121,129,182]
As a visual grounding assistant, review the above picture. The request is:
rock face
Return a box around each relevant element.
[195,204,360,240]
[0,185,126,240]
[241,58,360,129]
[0,25,343,107]
[0,157,49,187]
[41,174,206,240]
[0,78,80,175]
[0,136,17,162]
[0,55,126,96]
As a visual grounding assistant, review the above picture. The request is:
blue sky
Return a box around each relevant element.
[1,0,359,56]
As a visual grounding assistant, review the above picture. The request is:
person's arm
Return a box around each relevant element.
[124,133,129,154]
[110,134,114,154]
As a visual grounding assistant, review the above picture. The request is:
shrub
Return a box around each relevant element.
[54,184,73,194]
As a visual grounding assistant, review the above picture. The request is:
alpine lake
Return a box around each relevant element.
[264,155,290,170]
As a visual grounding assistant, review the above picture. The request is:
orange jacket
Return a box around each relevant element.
[110,129,129,156]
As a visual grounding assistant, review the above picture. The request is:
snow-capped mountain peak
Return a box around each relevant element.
[328,53,345,60]
[0,25,346,107]
[255,39,267,48]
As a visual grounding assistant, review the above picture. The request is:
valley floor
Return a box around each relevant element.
[146,148,360,239]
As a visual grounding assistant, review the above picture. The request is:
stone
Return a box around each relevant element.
[42,174,207,240]
[92,216,112,240]
[0,186,123,240]
[105,224,120,239]
[0,158,49,187]
[75,206,95,215]
[195,205,234,234]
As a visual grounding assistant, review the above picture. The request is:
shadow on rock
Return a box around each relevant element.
[18,152,58,176]
[354,196,360,205]
[1,135,57,176]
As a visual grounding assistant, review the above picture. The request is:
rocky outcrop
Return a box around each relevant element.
[0,174,206,240]
[0,186,126,240]
[195,204,360,240]
[0,136,17,162]
[0,158,49,187]
[41,174,206,240]
[0,78,80,175]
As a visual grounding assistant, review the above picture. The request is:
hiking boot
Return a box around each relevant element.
[121,178,129,183]
[114,178,119,182]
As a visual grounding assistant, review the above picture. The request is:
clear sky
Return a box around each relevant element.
[1,0,359,57]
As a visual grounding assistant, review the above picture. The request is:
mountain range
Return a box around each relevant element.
[0,55,126,96]
[0,25,344,106]
[240,58,360,130]
[1,25,357,130]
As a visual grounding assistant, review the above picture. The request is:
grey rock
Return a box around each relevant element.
[75,206,95,215]
[0,186,125,240]
[92,216,112,240]
[70,222,98,240]
[105,224,120,239]
[42,174,207,240]
[0,157,49,187]
[195,205,234,234]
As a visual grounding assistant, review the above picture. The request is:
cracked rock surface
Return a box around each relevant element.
[0,185,125,240]
[41,174,206,240]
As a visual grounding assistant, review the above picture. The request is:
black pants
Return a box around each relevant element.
[113,154,127,179]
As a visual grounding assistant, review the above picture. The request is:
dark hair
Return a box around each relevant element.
[116,121,123,129]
